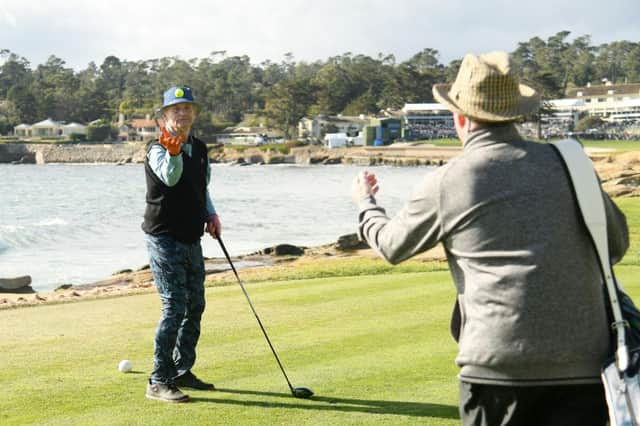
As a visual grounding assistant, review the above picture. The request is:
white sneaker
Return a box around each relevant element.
[145,381,190,403]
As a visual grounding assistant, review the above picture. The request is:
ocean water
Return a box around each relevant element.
[0,163,433,291]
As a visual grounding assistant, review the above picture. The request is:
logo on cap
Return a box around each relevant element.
[174,88,185,98]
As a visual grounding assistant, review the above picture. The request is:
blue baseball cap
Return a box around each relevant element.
[158,86,201,113]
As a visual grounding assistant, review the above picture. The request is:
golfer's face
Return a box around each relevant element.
[163,103,196,135]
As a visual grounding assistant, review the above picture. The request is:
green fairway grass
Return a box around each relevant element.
[0,272,461,425]
[617,198,640,266]
[580,139,640,152]
[1,199,638,425]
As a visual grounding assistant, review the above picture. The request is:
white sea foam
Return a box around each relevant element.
[0,224,25,233]
[34,218,68,227]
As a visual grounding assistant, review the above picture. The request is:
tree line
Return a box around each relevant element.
[0,31,639,138]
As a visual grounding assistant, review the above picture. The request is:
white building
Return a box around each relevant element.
[323,132,348,148]
[566,83,640,122]
[401,103,455,140]
[348,132,365,146]
[61,122,87,137]
[13,119,87,139]
[401,103,453,124]
[30,118,63,138]
[13,123,32,138]
[606,98,640,122]
[298,115,369,140]
[216,126,273,146]
[126,117,161,141]
[544,99,585,125]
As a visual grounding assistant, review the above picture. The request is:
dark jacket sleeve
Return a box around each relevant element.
[603,193,629,264]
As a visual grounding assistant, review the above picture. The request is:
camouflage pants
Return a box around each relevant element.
[145,233,206,385]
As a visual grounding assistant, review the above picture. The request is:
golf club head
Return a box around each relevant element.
[292,386,314,399]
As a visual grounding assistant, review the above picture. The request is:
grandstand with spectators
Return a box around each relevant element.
[397,83,640,143]
[401,103,456,140]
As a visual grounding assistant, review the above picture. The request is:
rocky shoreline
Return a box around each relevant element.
[1,144,637,308]
[0,141,460,166]
[591,151,640,197]
[217,145,460,167]
[0,234,445,310]
[1,141,638,195]
[0,142,148,164]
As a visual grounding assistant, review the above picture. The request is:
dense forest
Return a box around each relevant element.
[0,31,639,137]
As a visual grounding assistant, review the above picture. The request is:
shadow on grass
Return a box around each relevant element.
[191,388,459,419]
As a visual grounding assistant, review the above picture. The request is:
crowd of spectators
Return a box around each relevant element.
[404,120,457,140]
[519,119,640,141]
[518,120,573,140]
[599,120,640,140]
[404,117,640,142]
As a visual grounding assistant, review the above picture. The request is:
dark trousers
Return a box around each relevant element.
[146,233,206,384]
[459,381,608,426]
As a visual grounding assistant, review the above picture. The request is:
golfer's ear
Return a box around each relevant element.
[455,113,466,129]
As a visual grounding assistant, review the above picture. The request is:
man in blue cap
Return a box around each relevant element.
[142,85,221,403]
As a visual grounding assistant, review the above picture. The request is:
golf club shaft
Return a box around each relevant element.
[216,235,295,393]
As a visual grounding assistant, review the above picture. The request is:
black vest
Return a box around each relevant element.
[141,136,209,243]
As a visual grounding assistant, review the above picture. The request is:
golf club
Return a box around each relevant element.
[215,234,314,399]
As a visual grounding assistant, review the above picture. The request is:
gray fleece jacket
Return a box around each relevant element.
[358,124,629,386]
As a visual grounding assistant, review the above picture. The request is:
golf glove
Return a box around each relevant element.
[159,127,185,156]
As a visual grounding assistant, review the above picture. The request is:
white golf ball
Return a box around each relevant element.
[118,359,133,373]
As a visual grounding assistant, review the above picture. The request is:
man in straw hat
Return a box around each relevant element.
[142,85,221,403]
[352,52,629,424]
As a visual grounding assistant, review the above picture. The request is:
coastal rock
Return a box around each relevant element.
[265,155,285,164]
[0,275,32,290]
[594,152,640,198]
[335,233,369,251]
[247,154,265,164]
[0,286,35,294]
[0,142,148,164]
[0,144,32,163]
[322,157,342,165]
[260,244,305,256]
[11,154,36,164]
[55,284,73,291]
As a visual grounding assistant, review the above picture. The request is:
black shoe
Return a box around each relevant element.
[174,371,215,390]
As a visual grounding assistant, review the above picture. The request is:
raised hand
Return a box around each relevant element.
[352,170,380,203]
[159,127,185,156]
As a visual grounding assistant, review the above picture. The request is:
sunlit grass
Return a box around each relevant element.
[0,200,637,425]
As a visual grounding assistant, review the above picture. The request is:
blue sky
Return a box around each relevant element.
[1,0,639,69]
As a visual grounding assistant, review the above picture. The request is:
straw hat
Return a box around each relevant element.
[432,51,540,122]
